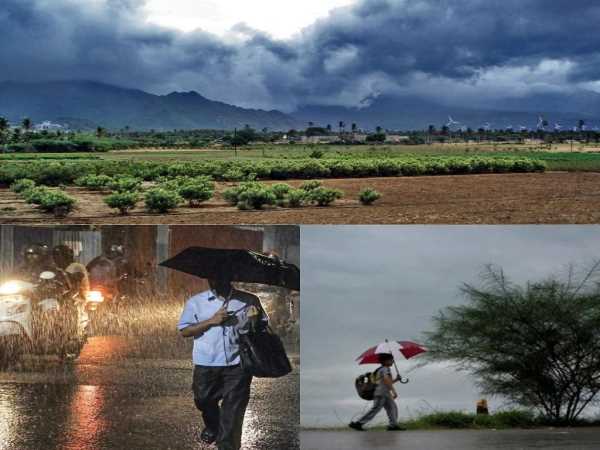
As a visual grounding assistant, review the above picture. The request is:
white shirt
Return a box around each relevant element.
[177,289,267,367]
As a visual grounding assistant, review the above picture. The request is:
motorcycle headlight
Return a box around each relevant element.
[86,291,104,304]
[7,303,27,316]
[0,281,22,295]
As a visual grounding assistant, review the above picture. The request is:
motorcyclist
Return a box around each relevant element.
[107,244,130,296]
[52,245,90,299]
[15,244,71,290]
[15,244,52,282]
[87,244,126,300]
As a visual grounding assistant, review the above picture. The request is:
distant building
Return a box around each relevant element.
[385,134,410,143]
[33,121,66,132]
[300,135,339,144]
[351,133,368,142]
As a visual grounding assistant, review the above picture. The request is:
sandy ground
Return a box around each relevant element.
[1,172,600,224]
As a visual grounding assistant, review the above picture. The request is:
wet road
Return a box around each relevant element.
[301,428,600,450]
[0,336,299,450]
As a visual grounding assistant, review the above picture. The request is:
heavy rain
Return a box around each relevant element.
[0,225,300,450]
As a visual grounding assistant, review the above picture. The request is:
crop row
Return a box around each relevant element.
[9,177,381,216]
[0,156,546,187]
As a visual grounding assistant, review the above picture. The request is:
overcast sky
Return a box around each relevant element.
[3,1,600,111]
[143,0,356,39]
[300,226,600,427]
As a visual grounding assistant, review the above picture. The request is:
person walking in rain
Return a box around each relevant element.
[178,276,267,450]
[349,353,405,431]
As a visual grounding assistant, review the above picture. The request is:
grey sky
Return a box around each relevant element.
[300,226,600,427]
[4,1,600,111]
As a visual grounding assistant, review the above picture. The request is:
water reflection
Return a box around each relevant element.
[62,385,106,450]
[0,387,17,450]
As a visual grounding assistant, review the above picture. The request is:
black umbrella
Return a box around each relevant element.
[159,247,300,291]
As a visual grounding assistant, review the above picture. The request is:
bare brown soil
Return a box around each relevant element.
[1,172,600,224]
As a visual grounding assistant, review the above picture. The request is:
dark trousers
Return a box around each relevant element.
[193,364,252,450]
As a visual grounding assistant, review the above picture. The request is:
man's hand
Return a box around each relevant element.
[209,305,228,325]
[180,305,228,338]
[391,391,398,399]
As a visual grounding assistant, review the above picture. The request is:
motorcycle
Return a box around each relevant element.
[87,256,129,308]
[0,271,98,366]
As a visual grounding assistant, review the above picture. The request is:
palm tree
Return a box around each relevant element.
[0,116,8,145]
[351,123,357,133]
[308,121,314,129]
[22,117,32,131]
[326,124,332,133]
[375,126,382,134]
[96,126,105,138]
[338,121,345,134]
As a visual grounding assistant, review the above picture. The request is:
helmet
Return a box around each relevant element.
[107,244,124,259]
[23,243,49,265]
[53,244,74,269]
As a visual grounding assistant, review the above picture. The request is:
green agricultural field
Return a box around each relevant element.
[0,154,546,187]
[2,143,600,171]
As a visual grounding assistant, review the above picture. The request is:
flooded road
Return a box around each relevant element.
[301,428,600,450]
[0,336,299,450]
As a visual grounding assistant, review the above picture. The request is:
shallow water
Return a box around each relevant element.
[0,336,299,450]
[301,428,600,450]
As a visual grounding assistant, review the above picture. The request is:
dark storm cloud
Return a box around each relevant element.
[1,0,600,109]
[300,226,600,426]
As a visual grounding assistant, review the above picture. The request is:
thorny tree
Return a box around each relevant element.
[425,262,600,423]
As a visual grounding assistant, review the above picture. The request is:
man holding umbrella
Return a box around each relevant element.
[350,340,427,431]
[349,353,404,431]
[177,276,267,450]
[164,246,299,449]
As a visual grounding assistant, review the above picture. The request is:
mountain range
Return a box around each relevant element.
[1,80,600,132]
[0,81,297,131]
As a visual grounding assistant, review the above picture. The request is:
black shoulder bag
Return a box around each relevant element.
[238,300,293,378]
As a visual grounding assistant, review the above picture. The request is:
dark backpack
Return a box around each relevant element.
[355,370,379,400]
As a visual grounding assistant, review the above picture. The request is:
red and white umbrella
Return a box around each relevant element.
[356,340,427,365]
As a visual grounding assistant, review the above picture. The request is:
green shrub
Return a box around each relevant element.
[37,191,76,216]
[473,414,496,428]
[300,180,322,191]
[23,186,53,205]
[178,177,215,207]
[493,410,536,428]
[144,188,182,213]
[223,168,246,181]
[287,189,306,208]
[421,411,474,429]
[307,187,343,206]
[359,188,382,205]
[75,174,113,190]
[10,179,36,193]
[104,192,139,215]
[309,149,324,159]
[271,183,291,198]
[270,183,292,206]
[108,177,142,193]
[236,185,276,210]
[222,182,262,206]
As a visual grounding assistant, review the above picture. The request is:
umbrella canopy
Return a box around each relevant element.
[159,247,300,291]
[356,340,427,365]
